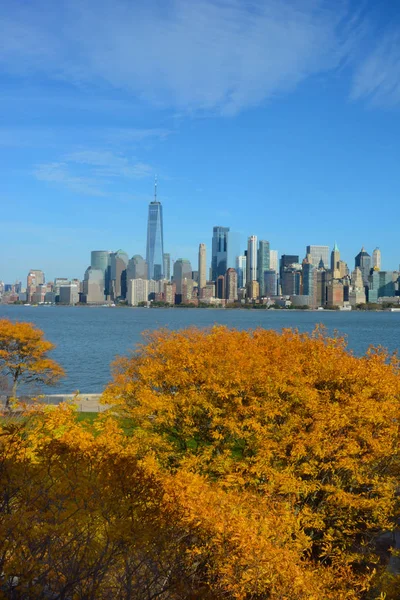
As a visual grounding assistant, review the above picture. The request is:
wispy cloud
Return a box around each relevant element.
[33,150,154,196]
[33,162,107,196]
[350,29,400,108]
[0,0,355,115]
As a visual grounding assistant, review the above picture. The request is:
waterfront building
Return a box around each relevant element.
[257,240,270,296]
[198,243,207,291]
[225,268,238,302]
[146,179,164,280]
[263,270,277,296]
[173,259,192,294]
[110,250,129,301]
[127,278,149,306]
[269,250,278,273]
[83,268,104,304]
[163,253,171,281]
[355,247,371,287]
[372,247,381,270]
[211,226,229,281]
[235,255,246,289]
[59,284,79,305]
[246,236,258,285]
[368,270,396,302]
[306,245,329,269]
[330,243,341,278]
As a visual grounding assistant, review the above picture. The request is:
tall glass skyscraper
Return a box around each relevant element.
[211,226,229,281]
[146,180,164,281]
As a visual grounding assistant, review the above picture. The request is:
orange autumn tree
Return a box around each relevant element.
[103,325,400,596]
[0,404,364,599]
[0,318,64,407]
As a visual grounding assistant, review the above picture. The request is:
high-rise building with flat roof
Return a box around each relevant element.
[212,226,229,281]
[225,268,238,302]
[163,253,171,281]
[372,247,381,270]
[246,235,258,284]
[110,250,129,300]
[236,255,246,288]
[269,250,278,273]
[198,243,206,291]
[83,268,104,304]
[146,179,164,281]
[306,245,329,269]
[173,259,192,294]
[257,240,270,296]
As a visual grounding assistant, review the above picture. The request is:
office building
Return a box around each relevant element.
[59,284,79,305]
[127,279,149,306]
[330,243,341,278]
[173,259,192,294]
[90,250,110,296]
[327,280,344,307]
[225,268,238,302]
[349,267,366,305]
[146,179,164,280]
[355,247,371,287]
[372,247,381,270]
[279,255,299,289]
[198,243,207,291]
[163,253,171,281]
[216,275,225,299]
[127,255,148,281]
[211,226,229,281]
[257,240,270,296]
[306,245,329,269]
[246,235,258,284]
[269,250,278,273]
[110,250,129,300]
[83,268,104,304]
[282,269,301,296]
[163,282,175,305]
[263,270,277,296]
[236,255,246,288]
[246,280,260,301]
[302,260,316,306]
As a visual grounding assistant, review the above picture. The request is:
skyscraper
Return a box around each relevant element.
[330,243,341,278]
[269,250,278,273]
[246,235,258,284]
[235,255,246,288]
[225,268,238,302]
[110,250,129,300]
[173,259,192,294]
[91,250,111,297]
[372,247,381,270]
[211,226,229,281]
[163,253,171,281]
[146,179,164,281]
[355,247,371,287]
[306,245,329,269]
[127,255,148,281]
[198,243,206,290]
[257,240,270,296]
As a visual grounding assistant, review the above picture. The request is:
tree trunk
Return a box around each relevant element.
[5,380,18,410]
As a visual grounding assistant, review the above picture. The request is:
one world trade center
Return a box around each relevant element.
[146,178,164,280]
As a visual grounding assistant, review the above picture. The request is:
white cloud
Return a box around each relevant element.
[350,29,400,108]
[66,150,152,179]
[0,0,353,115]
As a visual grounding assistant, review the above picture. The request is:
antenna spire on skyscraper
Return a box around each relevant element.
[154,175,157,202]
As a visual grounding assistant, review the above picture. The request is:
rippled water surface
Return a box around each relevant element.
[1,305,399,393]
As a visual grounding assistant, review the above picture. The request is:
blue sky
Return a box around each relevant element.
[1,0,400,282]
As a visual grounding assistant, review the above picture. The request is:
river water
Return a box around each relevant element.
[1,305,399,393]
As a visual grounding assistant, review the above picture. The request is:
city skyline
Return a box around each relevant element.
[1,1,400,281]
